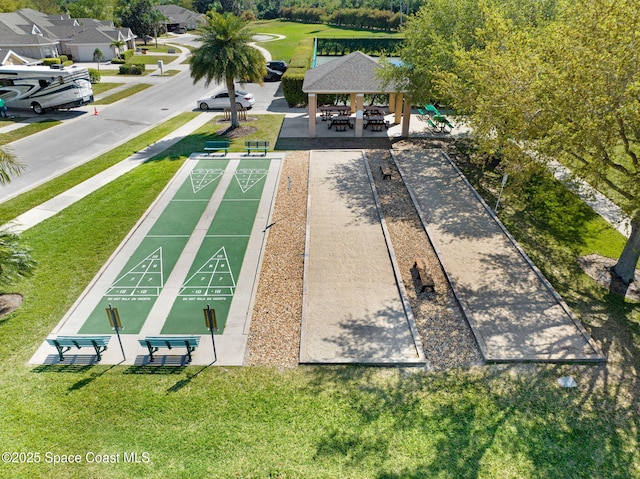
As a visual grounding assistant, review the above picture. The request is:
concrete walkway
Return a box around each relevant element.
[300,150,425,364]
[393,149,605,363]
[3,112,213,233]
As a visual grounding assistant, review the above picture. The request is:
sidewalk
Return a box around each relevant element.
[3,112,213,233]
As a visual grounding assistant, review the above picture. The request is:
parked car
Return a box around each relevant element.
[197,89,255,110]
[264,66,283,82]
[266,60,288,73]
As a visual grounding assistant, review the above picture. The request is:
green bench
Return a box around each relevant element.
[139,336,201,363]
[245,140,269,156]
[204,140,230,156]
[46,335,111,361]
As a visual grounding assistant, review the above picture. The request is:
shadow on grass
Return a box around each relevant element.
[296,147,640,478]
[32,364,118,392]
[303,361,638,478]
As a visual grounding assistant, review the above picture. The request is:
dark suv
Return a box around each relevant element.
[266,61,288,73]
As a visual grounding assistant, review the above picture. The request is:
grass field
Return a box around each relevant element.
[0,124,638,477]
[251,19,403,63]
[0,21,638,477]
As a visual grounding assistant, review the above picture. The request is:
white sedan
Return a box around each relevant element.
[197,89,255,110]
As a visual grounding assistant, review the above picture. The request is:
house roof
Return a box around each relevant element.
[302,51,398,94]
[155,5,207,25]
[0,9,135,49]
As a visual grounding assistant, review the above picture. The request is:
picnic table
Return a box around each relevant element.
[364,106,386,116]
[433,114,454,132]
[364,115,389,131]
[328,115,354,131]
[319,105,351,121]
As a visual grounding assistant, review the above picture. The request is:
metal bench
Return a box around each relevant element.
[204,140,230,156]
[46,335,111,361]
[138,336,201,363]
[245,140,269,156]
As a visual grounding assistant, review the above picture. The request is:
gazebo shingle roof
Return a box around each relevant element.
[302,51,397,94]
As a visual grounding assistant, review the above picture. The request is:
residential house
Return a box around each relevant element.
[0,9,136,63]
[155,5,207,33]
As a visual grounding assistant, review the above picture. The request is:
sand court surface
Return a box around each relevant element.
[300,150,425,364]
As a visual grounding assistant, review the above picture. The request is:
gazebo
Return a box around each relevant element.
[302,51,411,138]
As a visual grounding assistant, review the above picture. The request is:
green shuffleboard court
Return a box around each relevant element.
[79,160,229,334]
[78,158,272,336]
[161,159,271,334]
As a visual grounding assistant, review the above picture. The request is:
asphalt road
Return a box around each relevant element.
[0,37,284,203]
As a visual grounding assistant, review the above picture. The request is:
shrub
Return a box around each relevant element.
[282,69,307,107]
[41,57,61,66]
[58,55,68,63]
[241,10,256,22]
[87,68,101,84]
[119,64,145,75]
[111,58,126,64]
[122,50,134,60]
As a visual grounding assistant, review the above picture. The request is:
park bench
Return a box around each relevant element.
[204,140,230,156]
[380,164,392,180]
[46,335,111,361]
[245,140,269,156]
[139,335,201,363]
[413,257,435,292]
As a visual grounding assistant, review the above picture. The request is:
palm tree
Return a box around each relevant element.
[110,39,126,59]
[0,232,36,289]
[0,148,24,185]
[0,151,33,289]
[189,12,265,129]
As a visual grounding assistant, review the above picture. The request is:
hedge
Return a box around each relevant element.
[118,64,145,75]
[282,38,314,107]
[87,68,101,84]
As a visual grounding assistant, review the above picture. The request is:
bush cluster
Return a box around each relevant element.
[119,64,145,75]
[87,68,101,83]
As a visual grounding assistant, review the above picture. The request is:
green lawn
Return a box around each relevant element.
[251,19,403,62]
[0,41,638,475]
[93,84,153,105]
[0,119,60,146]
[91,82,123,96]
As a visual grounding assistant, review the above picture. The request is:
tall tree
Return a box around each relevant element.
[116,0,156,41]
[442,0,640,290]
[66,0,116,20]
[189,12,264,129]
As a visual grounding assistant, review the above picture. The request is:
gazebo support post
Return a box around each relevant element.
[389,93,396,113]
[308,93,317,138]
[401,95,411,137]
[355,93,364,137]
[394,93,403,125]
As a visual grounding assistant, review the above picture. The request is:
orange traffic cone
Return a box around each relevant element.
[93,107,99,115]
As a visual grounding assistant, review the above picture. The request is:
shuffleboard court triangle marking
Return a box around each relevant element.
[106,247,164,297]
[179,246,236,297]
[234,168,268,193]
[190,168,225,193]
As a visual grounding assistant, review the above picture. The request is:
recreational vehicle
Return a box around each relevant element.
[0,64,94,114]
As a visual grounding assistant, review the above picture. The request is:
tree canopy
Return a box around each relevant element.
[437,0,640,287]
